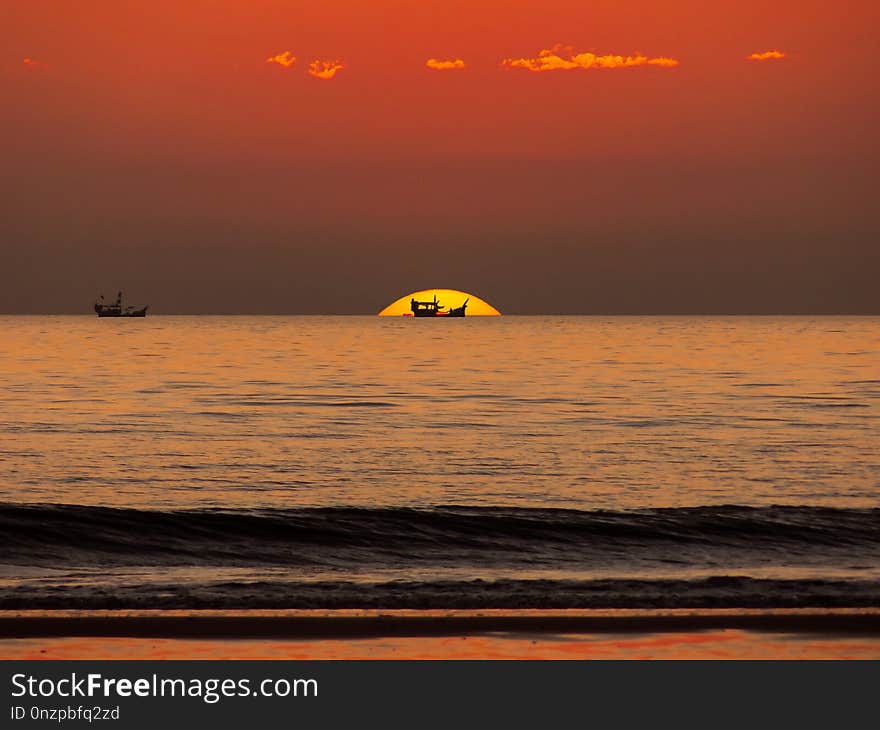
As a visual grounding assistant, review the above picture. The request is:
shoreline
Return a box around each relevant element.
[3,608,880,640]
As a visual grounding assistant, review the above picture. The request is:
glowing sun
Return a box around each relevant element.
[378,289,501,316]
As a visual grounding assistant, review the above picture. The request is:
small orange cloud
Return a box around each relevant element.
[748,50,787,61]
[308,60,345,79]
[426,58,466,71]
[266,51,296,68]
[645,57,680,68]
[503,45,679,72]
[22,57,49,71]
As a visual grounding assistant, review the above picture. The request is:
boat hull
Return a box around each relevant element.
[96,306,149,318]
[411,310,465,317]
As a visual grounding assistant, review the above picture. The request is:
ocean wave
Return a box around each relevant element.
[1,503,878,569]
[3,576,879,610]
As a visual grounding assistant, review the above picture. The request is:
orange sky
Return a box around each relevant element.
[1,1,878,313]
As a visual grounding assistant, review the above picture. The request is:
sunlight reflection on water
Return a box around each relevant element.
[1,315,877,510]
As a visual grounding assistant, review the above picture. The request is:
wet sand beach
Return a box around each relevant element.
[3,609,880,660]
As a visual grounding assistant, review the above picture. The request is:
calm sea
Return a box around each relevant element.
[1,315,878,608]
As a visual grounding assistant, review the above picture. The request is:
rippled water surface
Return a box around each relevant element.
[2,315,878,509]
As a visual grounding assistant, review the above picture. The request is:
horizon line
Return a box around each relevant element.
[3,312,879,317]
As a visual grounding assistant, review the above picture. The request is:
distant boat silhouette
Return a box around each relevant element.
[407,294,468,317]
[94,291,148,318]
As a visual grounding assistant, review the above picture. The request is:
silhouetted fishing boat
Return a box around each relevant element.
[94,291,148,318]
[406,294,468,317]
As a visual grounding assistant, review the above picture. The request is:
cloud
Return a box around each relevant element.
[747,50,786,61]
[426,58,466,71]
[502,46,679,72]
[22,57,49,71]
[266,51,297,68]
[308,60,345,79]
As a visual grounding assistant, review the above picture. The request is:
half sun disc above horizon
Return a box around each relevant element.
[379,289,501,316]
